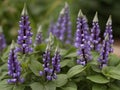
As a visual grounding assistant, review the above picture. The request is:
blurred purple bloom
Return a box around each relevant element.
[16,5,33,54]
[34,25,42,46]
[98,16,113,68]
[64,2,72,44]
[55,8,65,40]
[0,26,6,52]
[91,12,101,52]
[8,41,23,84]
[75,10,92,65]
[98,34,110,68]
[104,15,114,53]
[48,20,56,36]
[55,2,72,43]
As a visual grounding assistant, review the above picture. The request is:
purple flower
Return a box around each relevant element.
[8,41,24,84]
[51,47,61,79]
[98,34,110,68]
[39,45,52,80]
[39,42,61,80]
[16,5,33,54]
[55,8,65,40]
[91,12,101,52]
[104,15,114,53]
[98,16,113,68]
[55,2,72,43]
[34,25,42,46]
[63,2,72,44]
[75,10,92,65]
[0,26,6,53]
[48,20,56,36]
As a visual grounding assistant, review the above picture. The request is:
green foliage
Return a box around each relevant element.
[0,1,120,89]
[92,84,107,90]
[67,65,86,78]
[30,82,56,90]
[53,74,68,87]
[87,75,110,84]
[0,39,120,90]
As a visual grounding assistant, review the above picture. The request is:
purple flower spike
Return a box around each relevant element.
[104,15,114,53]
[39,45,52,80]
[75,10,92,65]
[34,25,42,46]
[55,2,72,43]
[8,41,24,84]
[64,2,72,44]
[98,34,110,68]
[16,4,33,54]
[55,8,65,40]
[0,26,6,53]
[51,46,61,79]
[48,20,56,36]
[91,12,101,52]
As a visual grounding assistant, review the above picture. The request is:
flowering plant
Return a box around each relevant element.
[0,3,120,90]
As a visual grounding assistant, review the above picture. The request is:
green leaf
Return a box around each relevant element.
[87,75,109,84]
[62,82,77,90]
[65,52,77,58]
[53,74,68,87]
[30,82,56,90]
[0,72,8,80]
[67,58,76,67]
[13,85,25,90]
[92,84,107,90]
[1,46,10,61]
[44,82,56,90]
[30,82,44,90]
[67,65,86,78]
[60,49,67,56]
[102,66,120,80]
[62,47,77,58]
[0,63,7,71]
[108,84,120,90]
[108,54,120,66]
[35,44,46,52]
[62,87,77,90]
[60,60,70,68]
[29,60,43,76]
[0,80,14,90]
[91,65,101,73]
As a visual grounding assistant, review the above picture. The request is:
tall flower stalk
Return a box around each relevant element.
[48,20,56,36]
[91,12,101,52]
[51,46,61,79]
[0,26,6,53]
[98,34,110,68]
[8,41,23,84]
[55,8,65,40]
[98,15,113,68]
[39,33,54,80]
[34,25,42,46]
[75,10,92,65]
[55,2,72,43]
[104,15,114,53]
[17,4,33,54]
[63,2,72,44]
[39,33,61,80]
[39,45,52,80]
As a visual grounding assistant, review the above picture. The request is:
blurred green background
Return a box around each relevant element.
[0,0,120,44]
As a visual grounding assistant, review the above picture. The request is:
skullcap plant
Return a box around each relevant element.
[16,4,33,54]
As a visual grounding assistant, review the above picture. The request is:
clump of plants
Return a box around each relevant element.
[0,3,120,90]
